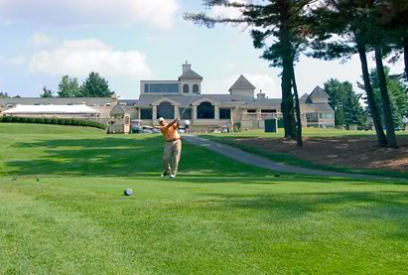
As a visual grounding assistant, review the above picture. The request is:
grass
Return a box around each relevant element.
[201,128,408,179]
[1,123,408,274]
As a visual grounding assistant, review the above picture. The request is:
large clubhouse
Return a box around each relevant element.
[0,62,335,131]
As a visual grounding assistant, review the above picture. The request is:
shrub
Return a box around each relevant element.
[0,115,106,129]
[35,118,45,124]
[11,116,21,123]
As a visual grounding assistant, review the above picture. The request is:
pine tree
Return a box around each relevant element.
[40,86,54,98]
[79,72,114,97]
[57,75,81,98]
[184,0,315,145]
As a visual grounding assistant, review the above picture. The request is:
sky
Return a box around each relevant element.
[0,0,405,99]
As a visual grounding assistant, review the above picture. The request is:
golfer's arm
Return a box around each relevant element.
[165,117,179,129]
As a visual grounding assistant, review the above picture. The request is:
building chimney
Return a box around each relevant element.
[111,93,118,106]
[182,61,191,74]
[257,90,266,99]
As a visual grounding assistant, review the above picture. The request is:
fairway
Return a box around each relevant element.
[1,124,408,274]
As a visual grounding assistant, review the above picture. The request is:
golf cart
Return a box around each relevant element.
[130,119,142,133]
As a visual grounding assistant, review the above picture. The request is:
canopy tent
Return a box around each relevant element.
[3,104,100,115]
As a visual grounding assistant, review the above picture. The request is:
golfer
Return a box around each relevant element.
[158,117,182,179]
[184,119,191,132]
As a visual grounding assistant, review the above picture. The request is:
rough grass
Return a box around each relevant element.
[1,124,408,274]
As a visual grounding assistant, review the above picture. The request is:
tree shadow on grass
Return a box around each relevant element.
[6,136,275,178]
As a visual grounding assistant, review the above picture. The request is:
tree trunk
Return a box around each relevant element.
[356,40,387,147]
[404,43,408,85]
[291,64,303,146]
[280,14,295,139]
[374,45,398,148]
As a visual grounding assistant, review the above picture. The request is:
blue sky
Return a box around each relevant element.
[0,0,404,99]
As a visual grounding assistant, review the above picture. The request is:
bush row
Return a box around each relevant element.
[0,116,106,129]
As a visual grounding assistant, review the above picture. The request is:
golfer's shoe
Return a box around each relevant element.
[161,171,170,178]
[170,175,176,179]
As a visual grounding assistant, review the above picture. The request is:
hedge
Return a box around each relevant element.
[0,116,106,130]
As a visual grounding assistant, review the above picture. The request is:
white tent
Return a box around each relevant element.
[3,104,100,115]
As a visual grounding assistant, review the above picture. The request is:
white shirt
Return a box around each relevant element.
[184,120,191,126]
[403,117,408,124]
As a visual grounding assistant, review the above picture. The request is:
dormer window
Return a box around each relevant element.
[183,84,189,93]
[193,84,199,94]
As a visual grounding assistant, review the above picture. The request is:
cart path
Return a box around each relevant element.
[183,135,394,181]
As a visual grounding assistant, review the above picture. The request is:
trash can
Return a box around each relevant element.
[265,118,278,133]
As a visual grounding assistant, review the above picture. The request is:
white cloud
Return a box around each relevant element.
[0,0,180,29]
[29,32,54,46]
[28,38,152,78]
[0,55,26,66]
[204,74,281,98]
[209,0,246,19]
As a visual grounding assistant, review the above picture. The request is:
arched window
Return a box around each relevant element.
[183,84,189,93]
[197,102,214,119]
[193,84,199,94]
[157,102,174,119]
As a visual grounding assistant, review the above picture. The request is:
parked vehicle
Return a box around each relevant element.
[130,119,142,133]
[141,126,154,134]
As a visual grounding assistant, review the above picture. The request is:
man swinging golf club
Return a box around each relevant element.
[158,116,182,179]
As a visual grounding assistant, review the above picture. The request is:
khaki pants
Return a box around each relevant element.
[163,139,182,176]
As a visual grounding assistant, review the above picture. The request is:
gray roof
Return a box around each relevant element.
[118,99,139,106]
[229,75,256,91]
[0,97,113,106]
[137,94,263,107]
[110,104,128,115]
[307,103,334,112]
[243,98,282,107]
[179,69,203,80]
[309,86,329,98]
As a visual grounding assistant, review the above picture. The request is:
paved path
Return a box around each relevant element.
[183,135,391,180]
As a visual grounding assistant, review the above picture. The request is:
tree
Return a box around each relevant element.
[308,0,388,147]
[57,75,80,97]
[185,0,315,146]
[361,67,408,126]
[40,86,54,98]
[343,89,366,127]
[79,72,114,97]
[324,79,347,126]
[0,92,10,98]
[324,79,366,127]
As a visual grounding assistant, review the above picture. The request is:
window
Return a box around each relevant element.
[183,84,189,93]
[219,108,231,119]
[197,102,214,119]
[141,108,152,119]
[306,113,318,122]
[261,109,277,113]
[157,102,174,119]
[319,113,334,119]
[144,83,179,94]
[193,84,199,94]
[180,108,192,119]
[247,109,257,113]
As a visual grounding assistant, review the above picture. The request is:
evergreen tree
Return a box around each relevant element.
[362,67,408,126]
[343,90,366,127]
[79,72,114,97]
[324,79,366,127]
[308,0,388,147]
[0,92,10,98]
[184,0,316,145]
[57,75,81,98]
[40,86,54,98]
